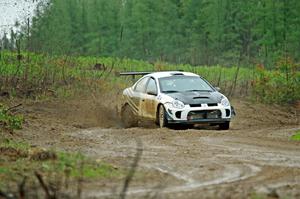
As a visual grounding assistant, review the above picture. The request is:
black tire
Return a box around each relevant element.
[219,121,230,130]
[158,104,168,128]
[121,104,138,128]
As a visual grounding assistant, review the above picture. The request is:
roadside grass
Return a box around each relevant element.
[0,137,149,198]
[1,51,299,104]
[0,103,24,131]
[291,130,300,141]
[250,193,266,199]
[0,138,30,152]
[53,152,122,179]
[0,138,124,191]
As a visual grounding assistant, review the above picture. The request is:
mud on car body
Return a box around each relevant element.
[120,71,234,130]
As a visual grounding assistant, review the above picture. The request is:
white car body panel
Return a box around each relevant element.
[121,71,233,125]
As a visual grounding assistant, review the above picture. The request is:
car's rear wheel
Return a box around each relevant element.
[219,121,230,130]
[121,104,138,128]
[158,104,168,128]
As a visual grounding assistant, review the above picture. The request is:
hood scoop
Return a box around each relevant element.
[193,96,209,99]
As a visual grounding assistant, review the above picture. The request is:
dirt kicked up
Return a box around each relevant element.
[16,96,300,199]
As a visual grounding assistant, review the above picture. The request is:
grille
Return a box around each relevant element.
[188,110,221,120]
[207,103,218,107]
[190,103,218,107]
[189,104,202,107]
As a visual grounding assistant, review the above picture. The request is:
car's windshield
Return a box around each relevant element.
[159,76,213,93]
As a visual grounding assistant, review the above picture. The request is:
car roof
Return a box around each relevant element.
[145,71,199,79]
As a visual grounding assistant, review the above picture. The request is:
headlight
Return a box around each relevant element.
[172,100,185,109]
[221,98,230,107]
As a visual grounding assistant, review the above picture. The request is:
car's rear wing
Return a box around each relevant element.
[119,71,152,80]
[119,72,152,76]
[119,70,184,77]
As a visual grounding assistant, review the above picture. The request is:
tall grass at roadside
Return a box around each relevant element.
[0,103,24,131]
[0,138,124,199]
[0,137,143,199]
[0,51,299,104]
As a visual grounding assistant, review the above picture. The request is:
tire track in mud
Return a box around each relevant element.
[20,97,300,198]
[84,163,261,198]
[69,127,300,198]
[199,135,300,168]
[70,128,294,198]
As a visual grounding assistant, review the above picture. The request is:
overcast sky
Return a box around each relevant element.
[0,0,38,35]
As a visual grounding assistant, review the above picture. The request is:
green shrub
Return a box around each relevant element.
[291,131,300,141]
[252,57,300,104]
[0,104,23,131]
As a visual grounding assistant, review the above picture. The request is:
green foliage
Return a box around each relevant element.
[39,152,122,179]
[250,193,266,199]
[4,0,300,67]
[252,57,300,104]
[0,139,30,152]
[291,131,300,141]
[0,138,123,189]
[1,51,299,104]
[0,104,23,131]
[0,150,121,180]
[0,51,127,98]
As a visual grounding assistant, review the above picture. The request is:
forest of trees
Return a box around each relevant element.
[2,0,300,67]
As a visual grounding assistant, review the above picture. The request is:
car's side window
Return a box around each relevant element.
[134,77,149,93]
[146,78,158,95]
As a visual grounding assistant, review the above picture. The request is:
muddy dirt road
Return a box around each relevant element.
[20,98,300,198]
[70,126,300,199]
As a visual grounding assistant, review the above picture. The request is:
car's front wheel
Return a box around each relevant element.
[219,121,230,130]
[158,104,168,128]
[121,104,138,128]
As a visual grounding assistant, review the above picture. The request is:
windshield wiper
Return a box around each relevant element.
[162,90,179,93]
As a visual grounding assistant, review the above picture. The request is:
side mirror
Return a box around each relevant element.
[147,91,157,96]
[215,87,221,92]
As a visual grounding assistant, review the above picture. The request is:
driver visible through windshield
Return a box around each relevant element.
[159,76,214,93]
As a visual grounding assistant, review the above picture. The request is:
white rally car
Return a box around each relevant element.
[120,71,234,130]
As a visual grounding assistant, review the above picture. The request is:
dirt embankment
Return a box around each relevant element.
[5,94,300,199]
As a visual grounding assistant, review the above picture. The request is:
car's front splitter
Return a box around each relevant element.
[167,118,230,124]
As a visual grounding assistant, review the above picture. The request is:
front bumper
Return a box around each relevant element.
[164,103,232,124]
[168,118,230,124]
